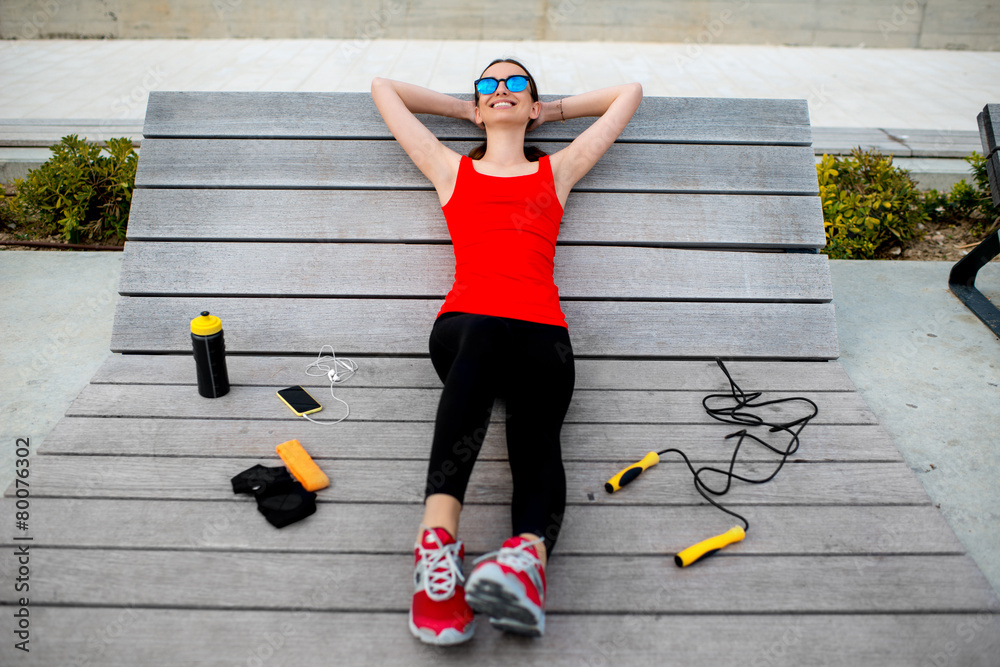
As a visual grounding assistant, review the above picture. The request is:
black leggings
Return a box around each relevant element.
[425,311,575,556]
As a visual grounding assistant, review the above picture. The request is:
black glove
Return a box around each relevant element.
[232,464,317,528]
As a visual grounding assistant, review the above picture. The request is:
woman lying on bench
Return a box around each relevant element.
[372,58,642,646]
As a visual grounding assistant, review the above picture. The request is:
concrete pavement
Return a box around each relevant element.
[2,39,999,129]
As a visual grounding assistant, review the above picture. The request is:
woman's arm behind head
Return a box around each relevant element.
[548,82,644,204]
[370,77,471,201]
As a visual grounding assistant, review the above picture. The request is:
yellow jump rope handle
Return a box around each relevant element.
[674,526,746,567]
[605,451,660,493]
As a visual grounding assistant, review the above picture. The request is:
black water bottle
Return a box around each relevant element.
[191,311,230,398]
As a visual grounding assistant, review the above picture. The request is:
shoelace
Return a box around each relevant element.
[417,526,465,602]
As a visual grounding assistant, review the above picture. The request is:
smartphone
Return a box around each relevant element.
[276,386,323,416]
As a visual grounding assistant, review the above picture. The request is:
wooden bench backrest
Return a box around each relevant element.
[979,103,999,206]
[115,92,838,359]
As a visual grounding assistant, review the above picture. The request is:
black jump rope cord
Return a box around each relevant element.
[659,358,819,533]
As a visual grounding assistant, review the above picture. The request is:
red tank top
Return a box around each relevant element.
[437,154,567,328]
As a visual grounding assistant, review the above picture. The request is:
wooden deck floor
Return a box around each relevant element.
[3,355,998,665]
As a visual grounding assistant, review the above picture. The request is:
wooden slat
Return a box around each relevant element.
[142,92,813,145]
[2,498,959,555]
[979,104,1000,152]
[8,549,996,613]
[125,188,827,249]
[64,384,876,425]
[979,105,1000,205]
[118,242,833,302]
[133,139,820,195]
[40,418,901,462]
[88,355,860,391]
[109,297,841,359]
[20,456,927,505]
[16,609,1000,667]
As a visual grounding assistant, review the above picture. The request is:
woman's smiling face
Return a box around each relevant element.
[475,62,539,128]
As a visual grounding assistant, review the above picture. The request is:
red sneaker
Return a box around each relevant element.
[409,526,476,645]
[465,535,546,636]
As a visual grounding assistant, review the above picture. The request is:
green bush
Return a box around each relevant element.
[0,193,16,230]
[817,148,928,259]
[921,152,999,236]
[7,134,137,244]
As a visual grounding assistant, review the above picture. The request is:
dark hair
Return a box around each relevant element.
[469,58,547,162]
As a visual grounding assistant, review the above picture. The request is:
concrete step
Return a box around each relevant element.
[1,147,55,183]
[811,127,984,190]
[811,155,977,191]
[0,119,143,182]
[0,120,144,147]
[811,127,982,159]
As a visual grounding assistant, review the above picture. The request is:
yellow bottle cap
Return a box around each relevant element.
[190,311,222,336]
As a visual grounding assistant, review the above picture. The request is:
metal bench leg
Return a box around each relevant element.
[948,229,1000,336]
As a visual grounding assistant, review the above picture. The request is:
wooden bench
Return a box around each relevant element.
[3,91,998,665]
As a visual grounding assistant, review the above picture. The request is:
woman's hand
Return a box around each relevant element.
[372,78,471,122]
[526,100,553,132]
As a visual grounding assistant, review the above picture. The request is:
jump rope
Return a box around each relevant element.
[604,358,819,567]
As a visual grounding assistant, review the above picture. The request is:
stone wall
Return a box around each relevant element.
[2,0,998,50]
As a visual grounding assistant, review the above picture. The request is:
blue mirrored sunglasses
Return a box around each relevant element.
[475,75,529,95]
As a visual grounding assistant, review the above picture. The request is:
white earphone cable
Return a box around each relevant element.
[302,344,358,425]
